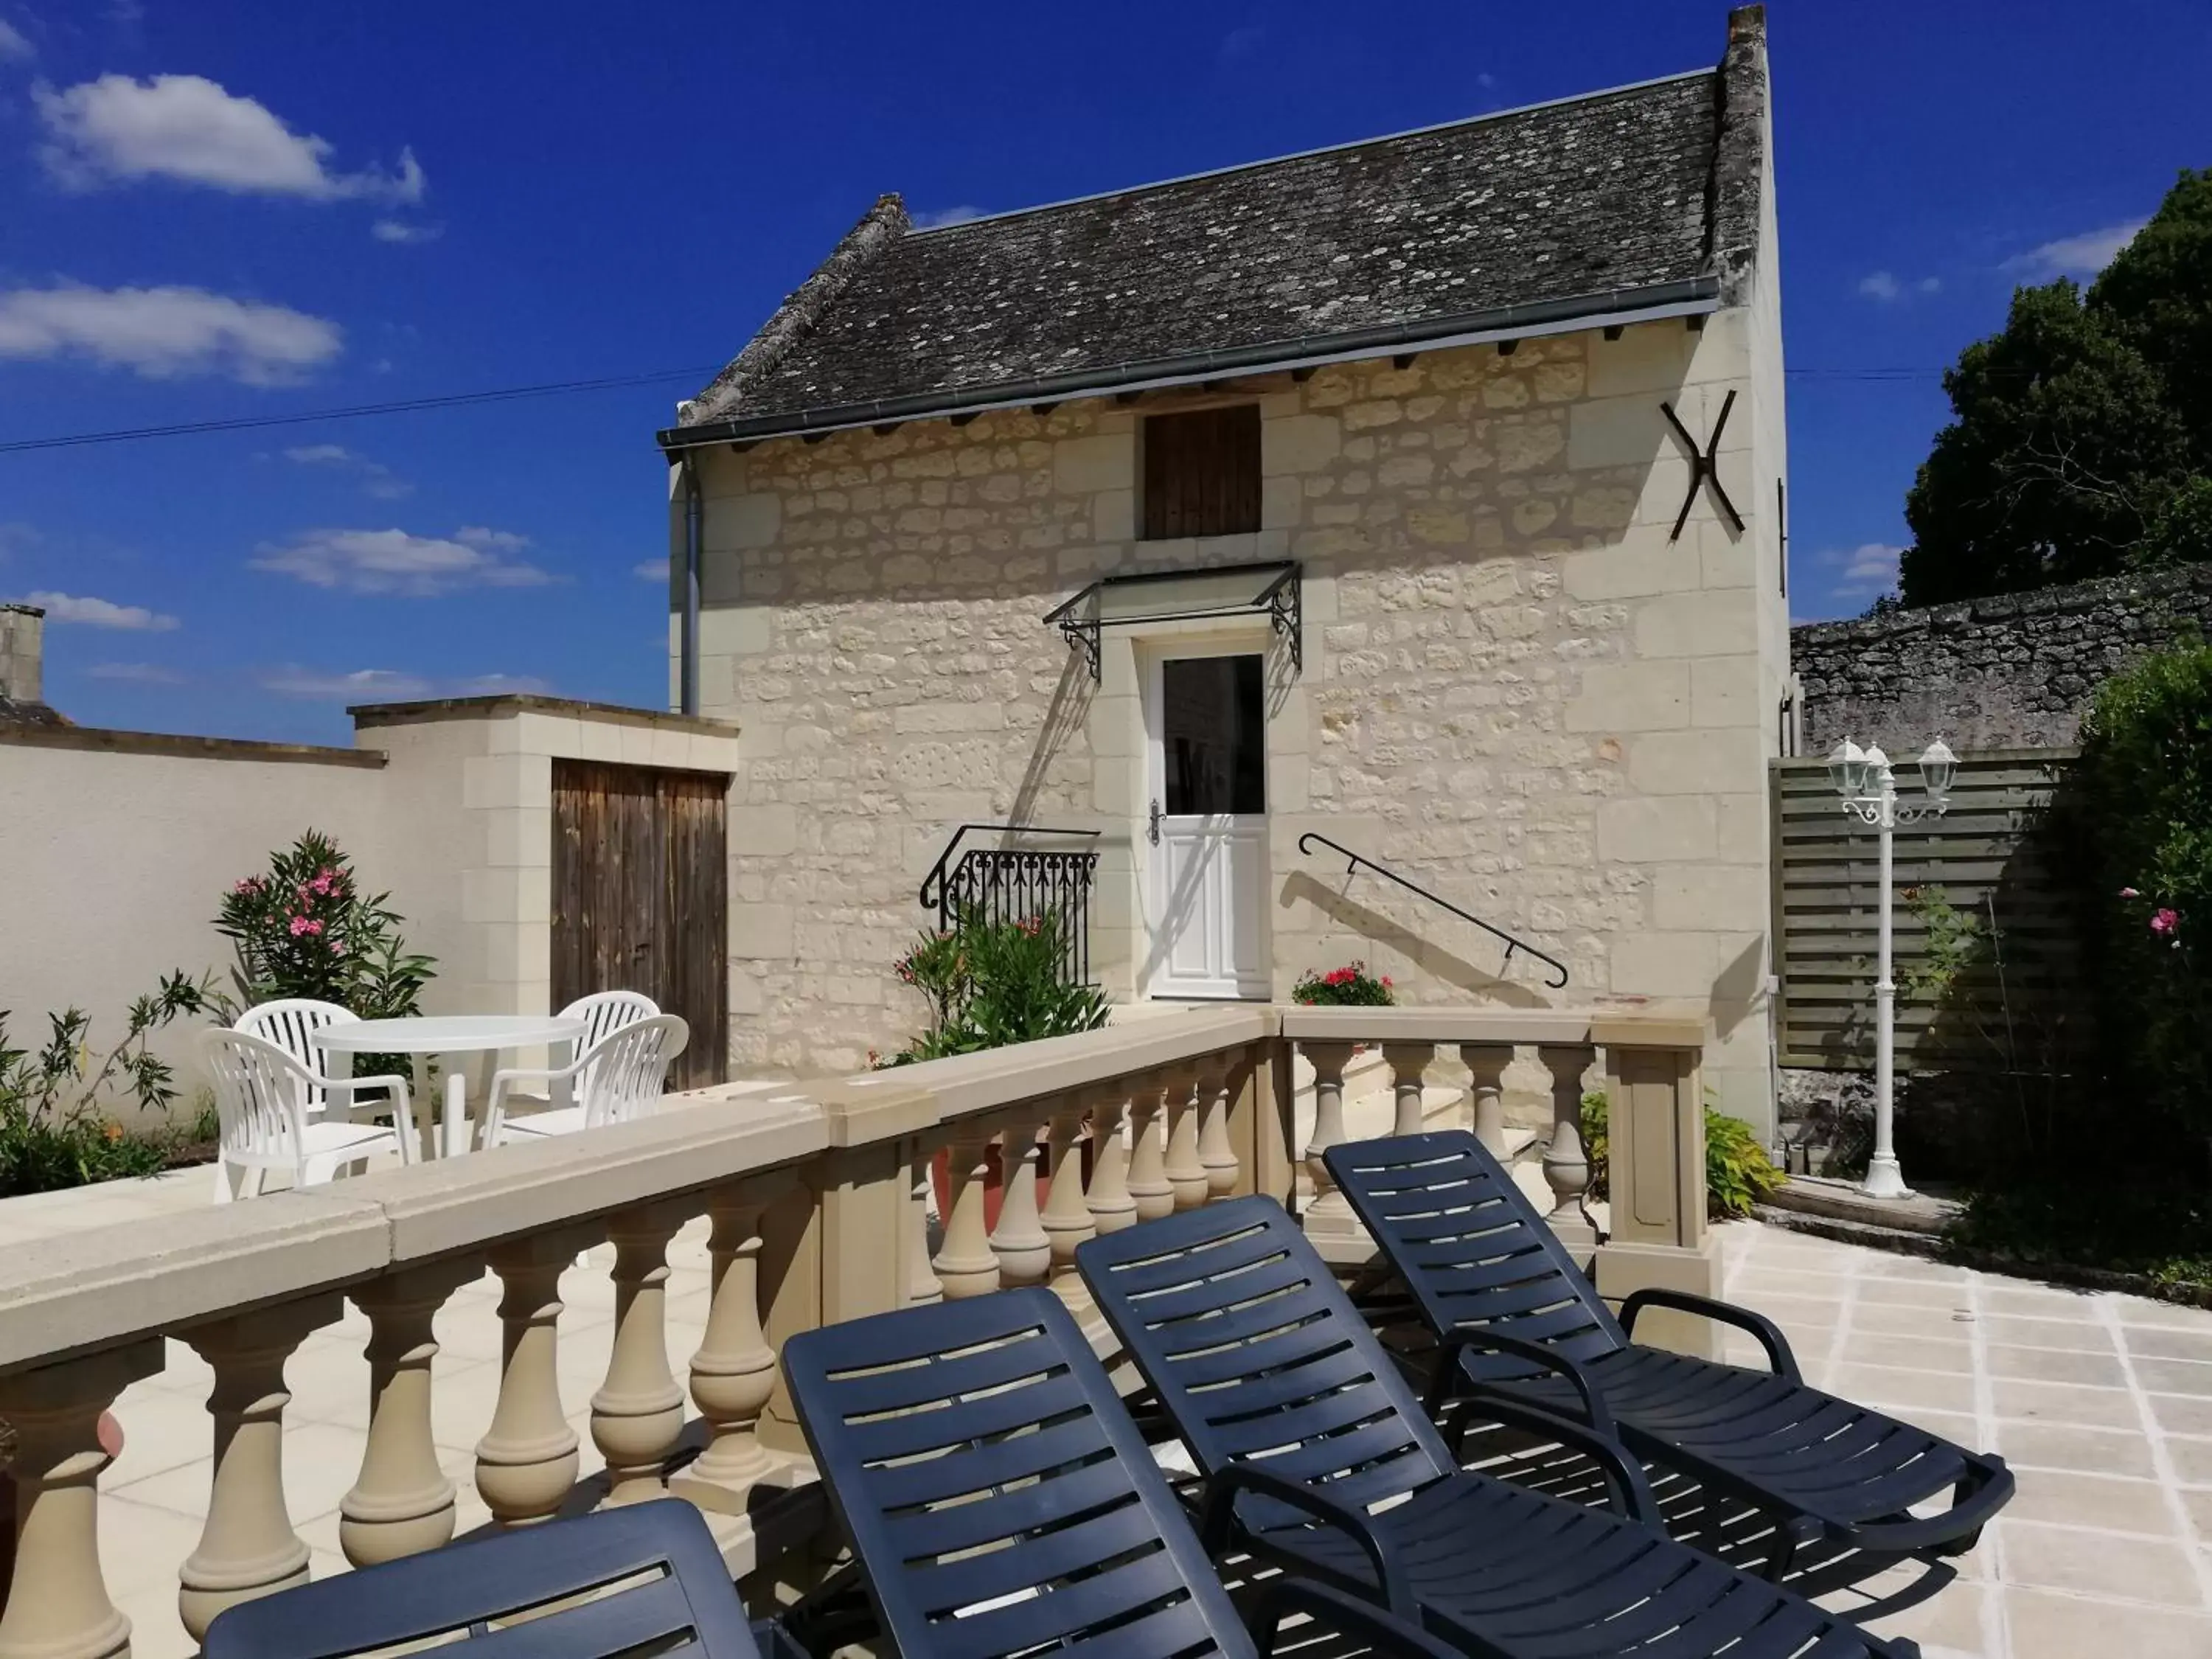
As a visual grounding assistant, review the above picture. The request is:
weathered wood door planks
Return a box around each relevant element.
[551,759,728,1088]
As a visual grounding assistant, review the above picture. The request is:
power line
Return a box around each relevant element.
[0,357,1978,457]
[0,365,724,456]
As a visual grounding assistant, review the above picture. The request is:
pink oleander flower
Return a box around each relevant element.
[2120,887,2141,899]
[288,915,324,938]
[2150,908,2180,936]
[309,872,336,896]
[232,877,260,895]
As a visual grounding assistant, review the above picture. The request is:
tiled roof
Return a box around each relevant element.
[674,8,1767,439]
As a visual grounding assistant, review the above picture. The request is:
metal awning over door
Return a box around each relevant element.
[1043,560,1300,681]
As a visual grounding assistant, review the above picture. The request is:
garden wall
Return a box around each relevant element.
[0,699,742,1127]
[0,728,394,1125]
[1792,564,2212,751]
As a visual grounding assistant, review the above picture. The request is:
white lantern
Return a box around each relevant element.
[1826,737,1866,801]
[1917,737,1957,803]
[1863,745,1893,793]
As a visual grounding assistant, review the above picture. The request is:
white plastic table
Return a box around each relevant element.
[316,1015,588,1159]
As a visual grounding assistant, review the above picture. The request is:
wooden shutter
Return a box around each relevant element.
[1141,406,1261,540]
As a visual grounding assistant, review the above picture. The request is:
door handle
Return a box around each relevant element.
[1148,799,1162,846]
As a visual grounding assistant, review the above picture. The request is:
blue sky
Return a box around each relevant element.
[1,0,2204,743]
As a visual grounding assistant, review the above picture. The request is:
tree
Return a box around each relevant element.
[2092,169,2212,461]
[1900,280,2189,605]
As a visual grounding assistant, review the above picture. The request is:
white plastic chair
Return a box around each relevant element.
[201,1028,417,1203]
[501,990,660,1114]
[234,998,359,1119]
[481,1015,689,1148]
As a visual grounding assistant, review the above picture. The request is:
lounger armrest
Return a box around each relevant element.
[1427,1327,1615,1439]
[1248,1578,1474,1659]
[1436,1391,1659,1526]
[1199,1465,1414,1618]
[1618,1289,1801,1382]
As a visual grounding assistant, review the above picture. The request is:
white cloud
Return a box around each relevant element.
[0,282,341,383]
[911,204,982,230]
[370,219,440,244]
[2005,219,2148,281]
[455,672,551,696]
[633,559,666,582]
[1818,543,1902,599]
[249,526,554,595]
[0,18,32,60]
[22,589,180,630]
[281,442,411,499]
[1859,271,1941,304]
[262,666,432,701]
[88,661,184,684]
[34,74,424,203]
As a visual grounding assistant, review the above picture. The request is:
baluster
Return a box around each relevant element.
[1125,1074,1175,1222]
[678,1190,776,1495]
[1538,1044,1599,1259]
[341,1262,479,1567]
[1301,1041,1358,1232]
[178,1296,341,1641]
[1197,1051,1244,1200]
[1164,1064,1208,1211]
[475,1234,584,1526]
[905,1147,943,1306]
[1382,1043,1436,1138]
[593,1204,688,1506]
[0,1343,159,1659]
[1040,1095,1096,1299]
[1084,1082,1136,1236]
[990,1111,1051,1289]
[1465,1043,1512,1155]
[934,1127,1001,1299]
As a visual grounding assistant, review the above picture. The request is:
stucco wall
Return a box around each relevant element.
[0,733,393,1126]
[684,313,1790,1131]
[0,703,742,1125]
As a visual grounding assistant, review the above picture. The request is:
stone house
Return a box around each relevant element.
[655,6,1791,1133]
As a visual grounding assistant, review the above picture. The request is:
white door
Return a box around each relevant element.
[1147,652,1270,999]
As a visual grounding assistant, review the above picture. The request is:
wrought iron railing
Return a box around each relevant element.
[1296,831,1571,988]
[920,824,1102,984]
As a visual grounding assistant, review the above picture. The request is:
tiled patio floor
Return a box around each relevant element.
[33,1172,2212,1658]
[1714,1221,2212,1658]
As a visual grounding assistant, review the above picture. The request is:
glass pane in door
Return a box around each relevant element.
[1161,655,1265,815]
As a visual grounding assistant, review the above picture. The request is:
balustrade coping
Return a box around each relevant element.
[0,1000,1711,1380]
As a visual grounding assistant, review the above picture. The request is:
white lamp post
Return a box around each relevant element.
[1826,734,1955,1200]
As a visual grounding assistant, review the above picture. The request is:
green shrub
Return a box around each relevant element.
[215,830,435,1019]
[883,908,1108,1065]
[0,971,215,1197]
[2061,639,2212,1132]
[1290,962,1396,1006]
[1950,1180,2212,1290]
[1579,1091,1783,1222]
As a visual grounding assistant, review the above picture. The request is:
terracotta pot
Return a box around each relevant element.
[928,1133,1095,1235]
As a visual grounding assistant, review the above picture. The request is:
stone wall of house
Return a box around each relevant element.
[687,314,1789,1131]
[1793,564,2212,753]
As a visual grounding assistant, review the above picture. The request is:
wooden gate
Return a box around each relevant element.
[550,760,728,1090]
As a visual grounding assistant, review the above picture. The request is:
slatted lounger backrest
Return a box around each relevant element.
[1077,1197,1458,1512]
[781,1287,1256,1659]
[201,1499,762,1658]
[1325,1132,1629,1385]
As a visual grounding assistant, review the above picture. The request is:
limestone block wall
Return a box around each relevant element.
[689,316,1789,1132]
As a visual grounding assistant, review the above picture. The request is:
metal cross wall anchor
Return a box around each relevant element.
[1659,388,1746,541]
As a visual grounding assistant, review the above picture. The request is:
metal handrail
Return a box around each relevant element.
[1295,832,1571,989]
[919,823,1102,910]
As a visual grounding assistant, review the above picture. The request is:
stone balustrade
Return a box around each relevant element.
[0,1002,1712,1658]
